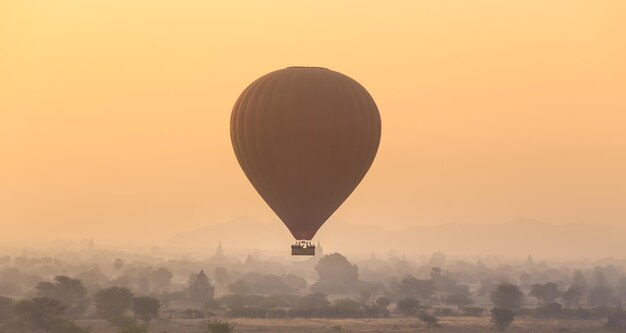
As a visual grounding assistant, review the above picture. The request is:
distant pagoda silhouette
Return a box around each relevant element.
[242,252,252,265]
[212,242,226,261]
[315,240,324,257]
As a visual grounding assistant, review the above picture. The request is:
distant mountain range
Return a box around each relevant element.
[168,216,626,259]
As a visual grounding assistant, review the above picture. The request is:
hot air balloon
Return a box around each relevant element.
[230,67,381,255]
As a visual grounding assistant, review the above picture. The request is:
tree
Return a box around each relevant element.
[397,276,435,300]
[132,296,160,324]
[35,276,89,318]
[0,296,13,323]
[490,283,523,309]
[417,312,439,328]
[311,253,359,294]
[14,297,65,331]
[535,302,562,317]
[297,293,331,310]
[428,252,446,267]
[605,305,626,330]
[0,267,20,295]
[234,272,292,294]
[282,274,307,291]
[491,307,515,331]
[529,282,561,304]
[150,267,173,291]
[376,297,391,308]
[571,270,586,289]
[94,287,134,326]
[444,293,474,309]
[587,285,614,307]
[213,267,231,286]
[292,293,331,316]
[113,259,124,278]
[617,277,626,302]
[562,286,584,308]
[329,298,362,318]
[227,279,250,295]
[13,297,87,333]
[396,297,420,315]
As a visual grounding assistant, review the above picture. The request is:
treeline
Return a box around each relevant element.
[0,275,161,333]
[4,250,626,331]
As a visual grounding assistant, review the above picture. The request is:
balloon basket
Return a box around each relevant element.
[292,247,315,256]
[291,241,315,256]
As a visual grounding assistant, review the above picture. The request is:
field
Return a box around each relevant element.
[81,316,608,333]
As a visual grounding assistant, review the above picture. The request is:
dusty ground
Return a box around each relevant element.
[80,316,608,333]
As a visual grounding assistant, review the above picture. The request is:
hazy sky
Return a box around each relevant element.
[1,1,625,244]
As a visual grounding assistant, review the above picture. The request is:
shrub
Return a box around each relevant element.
[461,306,484,316]
[491,307,515,331]
[181,308,206,319]
[534,302,562,317]
[206,318,235,333]
[605,306,626,330]
[417,312,440,328]
[396,297,420,315]
[433,307,453,316]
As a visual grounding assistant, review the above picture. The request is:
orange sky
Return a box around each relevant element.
[1,1,625,244]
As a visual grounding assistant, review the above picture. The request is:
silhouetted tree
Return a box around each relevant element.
[0,267,20,295]
[14,297,64,330]
[132,296,160,324]
[529,282,560,304]
[113,259,124,278]
[329,298,362,318]
[14,297,87,333]
[535,302,562,317]
[444,293,474,309]
[213,267,230,287]
[292,292,331,316]
[396,297,420,315]
[428,252,446,267]
[227,279,250,295]
[562,285,584,308]
[617,277,626,302]
[462,306,484,316]
[587,285,614,307]
[311,253,358,294]
[35,275,88,318]
[233,272,291,295]
[75,269,110,294]
[94,287,134,326]
[605,305,626,330]
[417,312,440,328]
[0,296,13,323]
[571,270,586,289]
[490,283,523,309]
[282,274,307,291]
[376,296,391,308]
[397,276,435,300]
[150,267,173,291]
[491,307,514,331]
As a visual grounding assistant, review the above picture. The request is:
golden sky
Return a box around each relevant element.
[1,1,625,244]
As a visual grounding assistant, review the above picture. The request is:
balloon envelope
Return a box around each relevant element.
[231,67,381,240]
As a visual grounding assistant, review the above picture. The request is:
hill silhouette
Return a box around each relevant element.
[169,216,626,258]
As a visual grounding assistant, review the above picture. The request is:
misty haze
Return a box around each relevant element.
[2,1,626,333]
